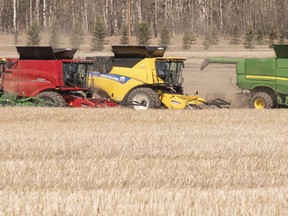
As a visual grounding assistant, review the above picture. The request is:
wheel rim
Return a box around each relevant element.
[132,94,149,110]
[254,99,265,109]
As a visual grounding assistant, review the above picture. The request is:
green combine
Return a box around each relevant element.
[201,45,288,109]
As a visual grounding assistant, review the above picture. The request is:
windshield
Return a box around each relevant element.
[63,63,92,88]
[155,61,183,86]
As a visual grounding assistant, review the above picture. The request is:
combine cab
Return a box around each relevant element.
[0,46,117,108]
[201,45,288,109]
[88,46,229,109]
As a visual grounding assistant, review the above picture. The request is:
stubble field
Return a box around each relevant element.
[1,107,288,215]
[0,37,287,215]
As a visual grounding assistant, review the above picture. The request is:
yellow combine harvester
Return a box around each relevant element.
[87,46,229,109]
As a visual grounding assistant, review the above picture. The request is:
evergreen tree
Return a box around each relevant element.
[159,26,170,47]
[203,27,219,49]
[203,31,211,50]
[13,30,19,45]
[49,22,60,48]
[120,25,128,45]
[268,27,278,47]
[136,22,151,45]
[182,31,196,49]
[278,29,285,44]
[243,27,254,49]
[256,29,264,45]
[210,28,219,45]
[285,30,288,41]
[229,26,241,45]
[70,21,84,48]
[91,19,106,50]
[27,22,41,46]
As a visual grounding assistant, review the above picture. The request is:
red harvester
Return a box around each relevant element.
[0,46,117,108]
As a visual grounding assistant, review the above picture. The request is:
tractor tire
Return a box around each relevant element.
[249,91,275,109]
[37,91,66,107]
[127,88,161,110]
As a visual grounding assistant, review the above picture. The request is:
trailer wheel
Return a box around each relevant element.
[249,92,274,109]
[37,92,66,107]
[127,88,161,110]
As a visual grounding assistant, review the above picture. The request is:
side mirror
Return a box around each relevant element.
[0,64,4,73]
[0,60,14,74]
[0,58,6,73]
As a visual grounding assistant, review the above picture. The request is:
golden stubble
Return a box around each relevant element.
[0,107,288,215]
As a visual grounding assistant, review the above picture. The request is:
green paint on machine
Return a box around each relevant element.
[201,45,288,109]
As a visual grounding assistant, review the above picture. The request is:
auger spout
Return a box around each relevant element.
[200,57,244,70]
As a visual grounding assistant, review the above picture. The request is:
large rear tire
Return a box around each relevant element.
[127,88,161,110]
[37,91,66,107]
[249,92,275,109]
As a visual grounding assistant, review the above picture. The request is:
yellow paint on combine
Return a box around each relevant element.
[160,93,206,109]
[246,75,288,81]
[88,46,215,109]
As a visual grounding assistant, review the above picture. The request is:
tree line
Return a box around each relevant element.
[1,0,288,48]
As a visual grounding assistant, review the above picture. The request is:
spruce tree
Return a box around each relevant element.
[120,25,128,46]
[27,22,41,46]
[160,26,170,47]
[210,28,219,45]
[49,22,60,48]
[243,27,254,49]
[285,30,288,41]
[256,29,264,45]
[182,31,196,49]
[203,31,211,50]
[91,19,106,50]
[268,27,278,47]
[278,29,285,44]
[136,22,151,45]
[14,30,19,45]
[203,28,218,50]
[229,26,241,45]
[70,21,84,48]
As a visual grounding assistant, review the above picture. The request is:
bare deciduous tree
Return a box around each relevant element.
[0,0,287,43]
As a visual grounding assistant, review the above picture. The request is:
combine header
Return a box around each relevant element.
[88,46,230,109]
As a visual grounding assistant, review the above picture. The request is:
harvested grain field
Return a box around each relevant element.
[0,38,285,215]
[0,107,288,215]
